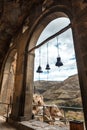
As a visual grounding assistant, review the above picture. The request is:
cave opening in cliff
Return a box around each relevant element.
[0,1,87,129]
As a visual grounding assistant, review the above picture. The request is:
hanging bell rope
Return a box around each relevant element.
[45,42,50,70]
[36,47,43,73]
[46,42,49,66]
[55,36,63,67]
[56,36,60,57]
[39,48,41,65]
[28,23,71,53]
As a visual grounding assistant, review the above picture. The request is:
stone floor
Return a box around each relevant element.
[0,117,17,130]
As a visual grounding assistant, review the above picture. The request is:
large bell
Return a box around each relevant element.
[45,63,50,70]
[55,57,63,67]
[36,65,43,73]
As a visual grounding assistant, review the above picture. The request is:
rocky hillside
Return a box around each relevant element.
[34,74,82,107]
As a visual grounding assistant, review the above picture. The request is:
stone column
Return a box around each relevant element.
[71,3,87,128]
[0,58,14,103]
[9,29,34,121]
[10,53,25,121]
[23,52,35,119]
[10,52,34,121]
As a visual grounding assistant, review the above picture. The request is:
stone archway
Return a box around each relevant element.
[25,12,72,121]
[0,49,17,115]
[26,10,87,128]
[25,11,71,121]
[9,2,87,129]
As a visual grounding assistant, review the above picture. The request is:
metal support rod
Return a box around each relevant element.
[56,36,60,57]
[39,48,41,65]
[47,42,48,64]
[28,23,71,53]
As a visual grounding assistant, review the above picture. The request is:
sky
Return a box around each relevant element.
[34,17,78,81]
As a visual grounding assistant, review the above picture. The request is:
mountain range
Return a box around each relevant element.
[34,74,82,107]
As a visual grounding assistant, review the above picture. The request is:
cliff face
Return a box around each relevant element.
[34,74,82,107]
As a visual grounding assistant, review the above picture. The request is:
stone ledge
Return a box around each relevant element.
[19,120,69,130]
[8,119,69,130]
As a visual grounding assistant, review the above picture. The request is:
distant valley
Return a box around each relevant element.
[34,74,82,107]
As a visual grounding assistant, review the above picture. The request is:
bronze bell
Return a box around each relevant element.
[55,57,63,67]
[36,65,43,73]
[45,63,50,70]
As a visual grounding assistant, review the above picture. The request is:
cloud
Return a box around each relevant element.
[37,17,70,44]
[34,18,77,81]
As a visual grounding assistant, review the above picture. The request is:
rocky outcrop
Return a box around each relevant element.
[32,93,65,126]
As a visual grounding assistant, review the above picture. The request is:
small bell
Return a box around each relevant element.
[55,57,63,67]
[45,63,50,70]
[36,65,43,73]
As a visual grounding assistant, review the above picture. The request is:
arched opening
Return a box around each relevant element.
[26,11,84,127]
[34,17,77,81]
[33,18,84,125]
[0,49,17,116]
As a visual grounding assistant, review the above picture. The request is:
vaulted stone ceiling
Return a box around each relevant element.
[0,0,44,69]
[0,0,86,70]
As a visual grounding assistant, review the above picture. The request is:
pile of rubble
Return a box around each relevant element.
[32,93,66,127]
